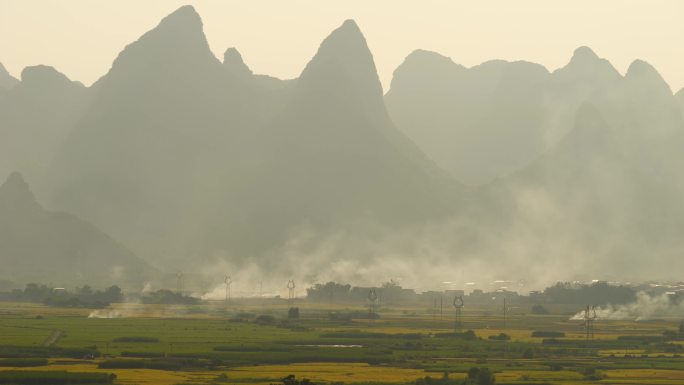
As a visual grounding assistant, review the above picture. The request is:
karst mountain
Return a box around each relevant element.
[1,5,683,285]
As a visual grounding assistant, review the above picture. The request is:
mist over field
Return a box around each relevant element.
[1,5,683,293]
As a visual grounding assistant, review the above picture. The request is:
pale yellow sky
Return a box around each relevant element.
[1,0,682,92]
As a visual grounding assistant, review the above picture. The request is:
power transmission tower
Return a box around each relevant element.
[368,288,378,320]
[287,280,296,302]
[176,272,183,295]
[503,297,507,330]
[440,295,444,320]
[224,275,232,303]
[453,295,464,332]
[584,305,597,342]
[433,297,437,323]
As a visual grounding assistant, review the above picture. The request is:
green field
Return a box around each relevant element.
[0,300,683,384]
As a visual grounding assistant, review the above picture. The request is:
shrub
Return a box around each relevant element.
[280,374,315,385]
[617,335,665,343]
[0,358,48,367]
[98,358,200,371]
[255,315,277,325]
[663,330,678,340]
[487,333,510,341]
[328,312,379,321]
[531,331,565,338]
[0,370,114,384]
[466,367,495,385]
[531,305,549,314]
[435,330,477,340]
[522,348,534,359]
[0,346,98,359]
[121,351,165,358]
[112,336,159,343]
[98,359,146,369]
[581,367,606,381]
[288,307,300,319]
[415,372,459,385]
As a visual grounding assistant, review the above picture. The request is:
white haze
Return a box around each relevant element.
[570,292,684,321]
[2,6,683,293]
[196,187,612,296]
[88,309,123,319]
[196,183,682,296]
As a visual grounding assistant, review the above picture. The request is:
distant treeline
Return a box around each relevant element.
[540,281,636,305]
[0,284,123,308]
[0,280,651,307]
[307,280,640,306]
[0,346,99,359]
[0,371,114,385]
[0,284,200,307]
[306,281,427,304]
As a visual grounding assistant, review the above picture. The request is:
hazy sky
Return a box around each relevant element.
[1,0,683,92]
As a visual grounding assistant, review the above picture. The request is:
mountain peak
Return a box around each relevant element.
[158,5,202,30]
[340,19,361,32]
[107,4,216,75]
[310,19,368,60]
[625,59,671,94]
[0,172,40,212]
[388,49,466,93]
[570,46,599,63]
[3,172,26,186]
[626,59,656,78]
[299,19,384,109]
[552,46,620,83]
[20,65,78,88]
[403,49,463,69]
[223,47,252,77]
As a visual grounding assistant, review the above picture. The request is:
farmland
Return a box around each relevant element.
[0,299,683,384]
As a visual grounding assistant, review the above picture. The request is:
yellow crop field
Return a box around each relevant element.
[0,364,215,385]
[494,369,584,382]
[228,363,447,383]
[0,363,447,384]
[604,369,684,384]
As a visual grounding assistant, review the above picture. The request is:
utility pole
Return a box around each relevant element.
[453,296,464,332]
[224,275,232,303]
[503,297,507,330]
[440,295,443,320]
[433,297,437,323]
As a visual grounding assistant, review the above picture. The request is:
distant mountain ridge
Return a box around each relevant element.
[0,173,152,286]
[44,9,459,266]
[385,46,633,185]
[2,6,684,285]
[0,65,88,192]
[384,43,684,279]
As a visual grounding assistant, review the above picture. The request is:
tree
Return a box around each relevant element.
[466,367,495,385]
[522,348,534,359]
[288,307,300,319]
[102,285,124,303]
[77,285,93,297]
[279,375,314,385]
[531,304,549,314]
